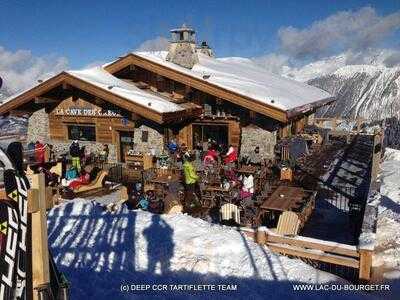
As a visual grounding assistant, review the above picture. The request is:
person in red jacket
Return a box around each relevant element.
[203,145,219,167]
[34,140,45,163]
[68,169,90,190]
[224,145,238,164]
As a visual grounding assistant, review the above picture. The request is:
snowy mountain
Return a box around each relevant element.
[0,89,28,138]
[308,65,400,120]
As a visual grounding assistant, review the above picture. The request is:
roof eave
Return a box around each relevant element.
[286,96,336,120]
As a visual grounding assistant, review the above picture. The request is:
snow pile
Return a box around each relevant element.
[47,198,367,299]
[371,148,400,297]
[133,51,332,111]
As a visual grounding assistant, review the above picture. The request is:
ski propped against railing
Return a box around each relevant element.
[0,142,29,300]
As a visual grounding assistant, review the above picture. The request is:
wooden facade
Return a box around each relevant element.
[48,97,135,143]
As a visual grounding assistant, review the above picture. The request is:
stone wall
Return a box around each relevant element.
[240,125,276,159]
[27,109,50,143]
[133,124,164,155]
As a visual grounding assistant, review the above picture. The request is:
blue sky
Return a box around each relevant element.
[1,0,399,68]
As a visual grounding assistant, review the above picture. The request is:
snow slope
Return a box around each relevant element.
[368,148,400,299]
[133,51,332,111]
[47,197,370,300]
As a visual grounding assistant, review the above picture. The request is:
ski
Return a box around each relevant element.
[0,143,30,300]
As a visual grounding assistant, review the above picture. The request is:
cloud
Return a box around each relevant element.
[0,46,68,94]
[278,7,400,60]
[135,36,169,52]
[383,51,400,67]
[252,53,291,75]
[253,7,400,81]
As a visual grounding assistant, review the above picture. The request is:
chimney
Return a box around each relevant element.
[197,41,214,57]
[166,24,199,69]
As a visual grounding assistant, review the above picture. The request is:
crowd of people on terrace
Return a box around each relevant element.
[26,136,272,218]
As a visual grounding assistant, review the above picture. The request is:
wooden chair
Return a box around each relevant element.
[49,162,62,177]
[276,211,300,236]
[74,170,108,195]
[220,203,241,224]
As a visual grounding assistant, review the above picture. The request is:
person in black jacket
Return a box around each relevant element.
[69,140,81,171]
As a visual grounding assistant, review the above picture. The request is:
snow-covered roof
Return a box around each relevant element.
[132,51,332,111]
[67,67,184,114]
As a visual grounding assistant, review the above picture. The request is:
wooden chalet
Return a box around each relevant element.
[0,25,334,162]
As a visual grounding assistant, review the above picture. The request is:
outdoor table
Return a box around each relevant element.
[260,186,306,212]
[203,184,239,206]
[236,165,258,175]
[149,174,181,198]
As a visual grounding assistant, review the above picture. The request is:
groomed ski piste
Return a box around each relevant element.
[48,196,377,300]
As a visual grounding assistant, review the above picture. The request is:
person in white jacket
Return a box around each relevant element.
[242,174,254,194]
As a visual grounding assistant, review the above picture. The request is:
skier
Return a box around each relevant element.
[223,145,238,165]
[183,153,201,206]
[69,140,81,171]
[34,140,45,164]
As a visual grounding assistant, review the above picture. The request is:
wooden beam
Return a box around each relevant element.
[9,110,33,117]
[27,189,39,213]
[267,243,360,268]
[359,249,373,281]
[266,233,359,258]
[29,173,50,299]
[34,97,59,104]
[62,82,71,90]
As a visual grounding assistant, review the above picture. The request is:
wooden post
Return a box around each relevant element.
[44,145,50,163]
[29,173,51,299]
[256,227,267,245]
[370,133,381,183]
[332,117,337,131]
[359,249,373,281]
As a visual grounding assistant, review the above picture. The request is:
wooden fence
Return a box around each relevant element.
[239,227,371,281]
[311,117,366,132]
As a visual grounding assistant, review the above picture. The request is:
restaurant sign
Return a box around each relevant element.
[55,107,122,117]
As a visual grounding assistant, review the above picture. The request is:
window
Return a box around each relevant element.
[141,130,149,142]
[192,123,228,149]
[67,124,96,141]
